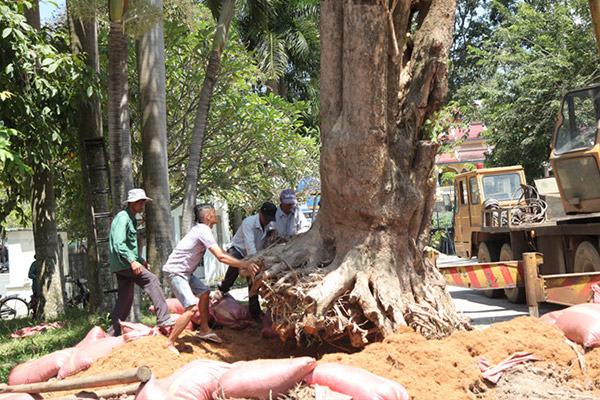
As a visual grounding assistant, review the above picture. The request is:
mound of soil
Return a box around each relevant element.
[42,317,600,399]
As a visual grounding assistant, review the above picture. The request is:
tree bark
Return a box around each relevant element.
[180,0,235,236]
[136,0,174,274]
[25,0,65,320]
[253,0,468,347]
[68,3,110,311]
[108,18,134,213]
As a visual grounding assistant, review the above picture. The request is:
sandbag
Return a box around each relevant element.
[135,376,172,400]
[150,299,201,326]
[539,310,563,326]
[163,360,230,400]
[556,303,600,347]
[0,394,38,400]
[75,326,107,347]
[315,384,352,400]
[305,362,409,400]
[8,348,74,385]
[120,321,158,342]
[209,293,252,330]
[58,336,126,379]
[217,357,316,400]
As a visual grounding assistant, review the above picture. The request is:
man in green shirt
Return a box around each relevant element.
[109,188,173,336]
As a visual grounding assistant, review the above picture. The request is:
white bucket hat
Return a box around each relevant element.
[126,188,152,203]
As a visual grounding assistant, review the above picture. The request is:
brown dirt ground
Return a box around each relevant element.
[40,317,600,400]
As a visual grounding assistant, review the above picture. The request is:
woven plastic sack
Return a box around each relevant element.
[305,362,409,400]
[209,293,252,330]
[539,310,563,326]
[149,299,201,325]
[8,348,74,385]
[75,326,106,347]
[216,357,316,400]
[556,303,600,347]
[163,360,230,400]
[135,376,172,400]
[58,336,126,379]
[0,394,37,400]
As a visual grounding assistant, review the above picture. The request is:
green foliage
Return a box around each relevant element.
[440,171,457,186]
[0,309,108,382]
[127,4,319,211]
[452,0,599,179]
[0,3,88,228]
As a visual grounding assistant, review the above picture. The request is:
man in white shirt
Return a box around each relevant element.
[162,204,259,354]
[274,189,310,238]
[217,202,277,320]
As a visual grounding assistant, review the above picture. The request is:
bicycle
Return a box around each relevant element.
[65,275,90,309]
[0,294,33,320]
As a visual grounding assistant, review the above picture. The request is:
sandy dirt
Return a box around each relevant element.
[40,317,600,399]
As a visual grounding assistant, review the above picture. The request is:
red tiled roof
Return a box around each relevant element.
[447,122,486,142]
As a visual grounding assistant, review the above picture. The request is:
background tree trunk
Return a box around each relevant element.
[180,0,235,236]
[108,9,134,213]
[26,0,65,320]
[136,0,174,274]
[255,0,468,347]
[68,3,110,311]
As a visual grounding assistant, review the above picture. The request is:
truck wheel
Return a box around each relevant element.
[500,244,525,303]
[574,241,600,272]
[477,242,502,298]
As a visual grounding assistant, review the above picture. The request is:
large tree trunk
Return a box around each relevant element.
[108,9,134,212]
[180,0,235,235]
[254,0,468,347]
[136,0,174,273]
[26,0,65,320]
[68,3,109,311]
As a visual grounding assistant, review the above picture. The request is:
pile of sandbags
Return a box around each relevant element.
[136,357,409,400]
[548,303,600,348]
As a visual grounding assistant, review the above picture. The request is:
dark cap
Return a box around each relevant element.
[260,201,277,222]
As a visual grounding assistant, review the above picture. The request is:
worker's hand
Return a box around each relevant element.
[130,261,144,276]
[240,261,260,278]
[143,260,150,270]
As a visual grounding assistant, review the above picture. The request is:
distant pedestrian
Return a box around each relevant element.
[216,202,277,321]
[28,255,39,317]
[162,204,260,354]
[109,188,173,336]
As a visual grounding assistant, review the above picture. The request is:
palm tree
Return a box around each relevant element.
[180,0,236,235]
[108,0,134,213]
[136,0,174,271]
[237,0,320,98]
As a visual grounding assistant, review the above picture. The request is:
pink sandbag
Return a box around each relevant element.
[261,310,278,339]
[539,310,563,326]
[75,326,107,347]
[163,360,231,400]
[135,376,173,400]
[120,320,158,342]
[8,348,75,385]
[58,336,126,379]
[150,299,201,326]
[209,293,252,330]
[0,394,38,400]
[217,357,316,400]
[556,303,600,347]
[305,362,409,400]
[315,384,352,400]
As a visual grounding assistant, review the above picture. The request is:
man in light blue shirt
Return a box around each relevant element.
[274,189,310,238]
[217,202,277,320]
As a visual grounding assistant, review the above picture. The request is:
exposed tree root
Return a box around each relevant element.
[251,223,471,348]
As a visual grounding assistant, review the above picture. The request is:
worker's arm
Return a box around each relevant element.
[208,245,260,276]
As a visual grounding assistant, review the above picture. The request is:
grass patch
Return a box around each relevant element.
[0,309,111,383]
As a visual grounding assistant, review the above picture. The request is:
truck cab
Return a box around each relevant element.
[453,166,526,259]
[550,85,600,214]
